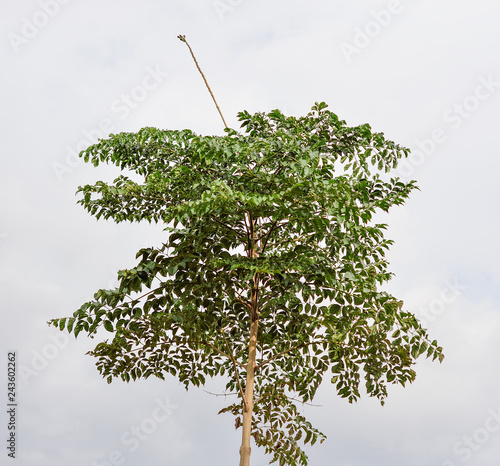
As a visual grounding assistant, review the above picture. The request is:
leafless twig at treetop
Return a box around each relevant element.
[177,34,228,129]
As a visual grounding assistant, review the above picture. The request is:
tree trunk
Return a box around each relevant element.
[239,212,259,466]
[238,317,258,466]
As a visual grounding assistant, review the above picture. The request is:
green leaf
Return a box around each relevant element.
[103,320,114,332]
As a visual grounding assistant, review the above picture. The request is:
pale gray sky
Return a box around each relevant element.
[1,1,500,465]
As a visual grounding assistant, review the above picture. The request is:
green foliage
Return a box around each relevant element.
[49,103,443,465]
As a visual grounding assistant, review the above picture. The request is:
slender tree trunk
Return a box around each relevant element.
[239,316,258,466]
[239,213,260,466]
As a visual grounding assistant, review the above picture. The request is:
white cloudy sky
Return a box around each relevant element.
[1,1,500,465]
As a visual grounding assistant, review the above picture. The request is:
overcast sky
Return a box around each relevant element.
[1,1,500,465]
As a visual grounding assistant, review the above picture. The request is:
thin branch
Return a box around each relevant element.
[234,287,252,306]
[210,214,247,239]
[263,232,313,252]
[199,339,246,368]
[235,296,253,310]
[259,220,289,253]
[123,281,166,304]
[233,343,250,360]
[243,211,251,256]
[178,34,228,129]
[271,165,285,177]
[286,396,322,408]
[255,341,314,370]
[220,287,252,310]
[221,330,249,412]
[257,219,279,253]
[254,393,322,408]
[256,220,289,243]
[256,219,281,242]
[119,277,196,308]
[203,390,239,397]
[258,288,290,308]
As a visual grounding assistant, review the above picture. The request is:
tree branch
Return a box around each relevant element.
[220,287,252,310]
[178,34,228,129]
[258,219,280,254]
[235,296,253,310]
[254,392,323,408]
[258,288,291,308]
[256,220,288,244]
[210,214,246,239]
[221,330,249,412]
[255,341,313,370]
[203,390,239,397]
[199,339,246,369]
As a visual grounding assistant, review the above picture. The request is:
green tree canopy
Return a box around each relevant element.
[49,102,443,466]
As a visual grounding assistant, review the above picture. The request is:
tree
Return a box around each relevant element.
[49,102,443,466]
